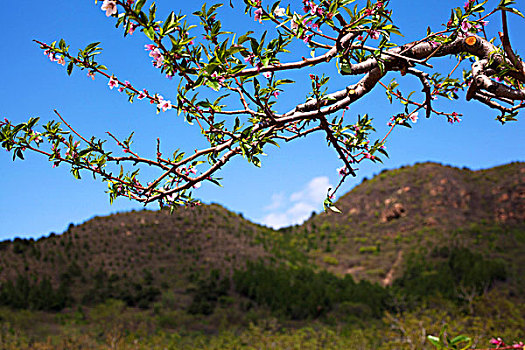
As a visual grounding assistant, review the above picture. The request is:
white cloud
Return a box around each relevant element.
[263,192,285,211]
[260,176,332,229]
[260,212,289,229]
[290,176,331,203]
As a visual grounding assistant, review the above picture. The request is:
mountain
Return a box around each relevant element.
[284,161,524,284]
[0,204,280,309]
[0,162,525,312]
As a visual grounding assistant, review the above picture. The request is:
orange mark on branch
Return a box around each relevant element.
[465,36,477,46]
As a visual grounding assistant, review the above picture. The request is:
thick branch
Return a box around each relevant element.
[499,11,525,82]
[235,32,358,77]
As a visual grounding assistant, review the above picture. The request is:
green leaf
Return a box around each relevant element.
[329,205,342,213]
[450,335,472,350]
[206,80,221,91]
[275,79,295,85]
[15,148,24,160]
[427,335,442,348]
[58,38,66,50]
[135,0,146,12]
[207,177,222,187]
[84,42,101,52]
[66,61,74,76]
[162,11,176,34]
[229,64,247,74]
[144,27,156,41]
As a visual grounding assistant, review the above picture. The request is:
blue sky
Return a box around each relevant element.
[1,0,524,240]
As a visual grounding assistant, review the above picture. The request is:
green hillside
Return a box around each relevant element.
[287,162,525,283]
[0,162,523,349]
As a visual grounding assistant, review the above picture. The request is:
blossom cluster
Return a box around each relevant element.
[101,0,117,17]
[106,74,172,113]
[364,1,384,16]
[43,50,66,66]
[447,112,461,124]
[489,337,524,349]
[253,1,331,43]
[387,112,418,127]
[155,95,172,112]
[302,0,324,16]
[145,44,164,68]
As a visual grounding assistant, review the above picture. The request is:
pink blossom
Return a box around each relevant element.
[460,21,472,32]
[254,8,263,23]
[490,338,504,346]
[193,182,201,189]
[309,2,318,15]
[211,72,225,83]
[274,6,285,17]
[33,132,43,144]
[147,47,164,67]
[477,20,489,28]
[337,166,347,176]
[144,44,156,51]
[57,56,65,66]
[369,30,380,40]
[290,19,299,31]
[149,48,163,60]
[156,96,172,112]
[447,112,461,124]
[87,72,95,80]
[128,23,138,35]
[473,21,488,32]
[47,52,57,62]
[108,76,119,89]
[101,0,117,17]
[137,90,148,100]
[311,22,322,32]
[409,112,418,123]
[273,91,280,98]
[244,54,255,64]
[464,0,474,10]
[263,71,272,79]
[166,193,176,202]
[152,59,163,68]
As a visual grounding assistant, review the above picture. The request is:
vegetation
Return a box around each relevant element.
[234,261,390,319]
[394,246,507,303]
[0,275,69,312]
[0,162,523,348]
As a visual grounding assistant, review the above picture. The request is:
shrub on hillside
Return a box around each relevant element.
[394,246,507,302]
[233,261,390,320]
